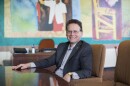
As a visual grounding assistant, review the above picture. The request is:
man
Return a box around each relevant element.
[12,19,93,82]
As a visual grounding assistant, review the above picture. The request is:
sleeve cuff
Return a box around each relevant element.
[72,72,80,79]
[30,62,36,67]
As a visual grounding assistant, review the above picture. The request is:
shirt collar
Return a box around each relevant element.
[68,43,77,50]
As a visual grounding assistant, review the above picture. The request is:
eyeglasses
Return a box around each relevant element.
[67,30,81,34]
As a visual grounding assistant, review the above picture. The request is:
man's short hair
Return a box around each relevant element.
[66,19,83,32]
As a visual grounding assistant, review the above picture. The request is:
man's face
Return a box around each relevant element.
[66,23,83,44]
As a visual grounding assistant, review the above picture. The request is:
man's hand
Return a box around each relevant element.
[63,73,72,82]
[12,63,31,70]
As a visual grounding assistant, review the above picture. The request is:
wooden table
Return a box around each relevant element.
[0,66,70,86]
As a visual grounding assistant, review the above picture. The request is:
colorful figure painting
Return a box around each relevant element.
[4,0,72,37]
[4,0,130,39]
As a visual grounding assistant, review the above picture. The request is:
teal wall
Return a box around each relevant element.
[0,0,129,46]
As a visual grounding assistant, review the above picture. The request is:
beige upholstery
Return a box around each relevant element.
[38,39,55,51]
[70,44,106,86]
[103,40,130,86]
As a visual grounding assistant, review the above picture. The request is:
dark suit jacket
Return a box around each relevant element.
[34,40,92,79]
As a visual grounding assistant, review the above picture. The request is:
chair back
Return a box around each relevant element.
[91,44,106,78]
[70,44,106,86]
[114,40,130,85]
[38,39,55,51]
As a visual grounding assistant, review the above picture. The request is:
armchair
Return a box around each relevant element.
[70,44,106,86]
[103,40,130,86]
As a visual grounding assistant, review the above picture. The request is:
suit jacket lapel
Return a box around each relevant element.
[58,42,69,67]
[67,41,82,61]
